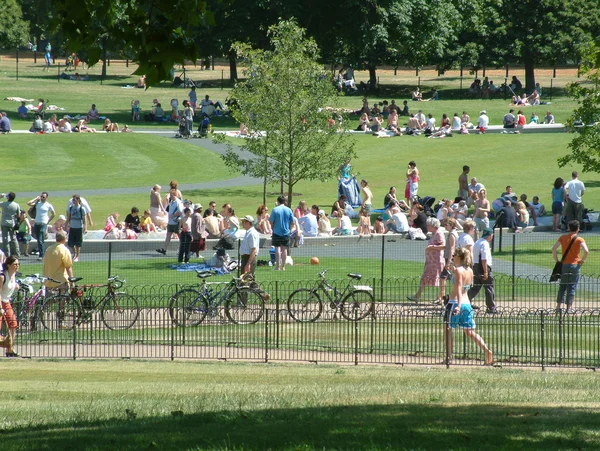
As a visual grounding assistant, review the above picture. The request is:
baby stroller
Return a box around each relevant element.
[174,117,188,138]
[417,196,436,217]
[195,116,210,138]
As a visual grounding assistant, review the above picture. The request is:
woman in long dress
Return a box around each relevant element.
[407,217,445,302]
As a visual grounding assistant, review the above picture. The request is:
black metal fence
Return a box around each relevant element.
[8,275,600,370]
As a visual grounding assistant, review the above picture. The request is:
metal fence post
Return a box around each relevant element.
[108,242,112,279]
[264,308,269,363]
[275,281,280,349]
[370,277,376,354]
[512,234,516,301]
[72,299,77,360]
[380,235,385,302]
[354,308,359,366]
[541,311,545,371]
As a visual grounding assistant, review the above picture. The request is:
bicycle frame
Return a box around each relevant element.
[200,278,238,310]
[314,276,352,308]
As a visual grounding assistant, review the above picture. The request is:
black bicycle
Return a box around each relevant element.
[287,270,374,322]
[169,265,267,326]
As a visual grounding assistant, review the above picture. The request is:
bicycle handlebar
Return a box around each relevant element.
[318,269,329,278]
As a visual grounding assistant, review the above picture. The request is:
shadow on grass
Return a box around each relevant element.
[3,403,598,450]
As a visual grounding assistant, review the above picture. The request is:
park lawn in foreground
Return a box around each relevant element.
[0,360,599,450]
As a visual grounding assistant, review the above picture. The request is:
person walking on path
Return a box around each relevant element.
[27,192,55,261]
[564,171,585,225]
[446,248,493,365]
[0,256,21,357]
[407,218,445,303]
[0,192,21,257]
[269,195,294,271]
[240,215,259,277]
[156,189,183,255]
[468,228,497,313]
[552,220,588,313]
[66,195,88,262]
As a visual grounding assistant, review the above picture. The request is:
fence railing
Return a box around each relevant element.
[8,276,600,370]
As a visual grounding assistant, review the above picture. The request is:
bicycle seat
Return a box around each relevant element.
[347,273,362,280]
[69,277,84,283]
[196,271,215,279]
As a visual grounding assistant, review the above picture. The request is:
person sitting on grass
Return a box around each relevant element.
[87,104,100,121]
[17,101,28,119]
[29,114,43,133]
[103,118,119,132]
[75,118,96,133]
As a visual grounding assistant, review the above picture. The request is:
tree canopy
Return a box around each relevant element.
[0,0,29,49]
[560,40,600,172]
[220,19,355,206]
[49,0,212,86]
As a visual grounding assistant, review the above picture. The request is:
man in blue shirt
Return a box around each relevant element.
[269,195,294,271]
[0,113,11,134]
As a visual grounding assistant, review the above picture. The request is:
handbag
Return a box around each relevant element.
[549,236,577,282]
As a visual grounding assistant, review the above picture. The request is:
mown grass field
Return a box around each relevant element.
[0,360,599,450]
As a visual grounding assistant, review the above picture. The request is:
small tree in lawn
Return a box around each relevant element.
[559,41,600,173]
[220,19,355,207]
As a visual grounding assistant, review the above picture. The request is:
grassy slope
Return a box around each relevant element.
[0,360,599,450]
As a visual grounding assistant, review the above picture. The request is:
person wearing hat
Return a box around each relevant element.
[468,227,497,313]
[190,204,206,257]
[240,215,259,277]
[477,110,489,133]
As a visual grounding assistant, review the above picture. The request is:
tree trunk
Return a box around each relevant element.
[524,56,535,93]
[368,65,377,90]
[229,51,237,82]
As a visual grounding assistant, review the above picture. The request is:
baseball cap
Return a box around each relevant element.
[481,228,494,238]
[241,215,254,223]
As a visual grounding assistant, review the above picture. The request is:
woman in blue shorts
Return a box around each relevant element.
[445,248,493,365]
[551,177,565,232]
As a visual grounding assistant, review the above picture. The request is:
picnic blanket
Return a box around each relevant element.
[169,262,231,274]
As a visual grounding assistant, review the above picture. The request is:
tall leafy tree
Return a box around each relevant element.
[490,0,600,92]
[219,19,355,206]
[0,0,29,49]
[49,0,213,86]
[559,41,600,172]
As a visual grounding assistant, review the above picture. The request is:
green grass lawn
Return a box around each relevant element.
[1,132,594,226]
[0,360,599,450]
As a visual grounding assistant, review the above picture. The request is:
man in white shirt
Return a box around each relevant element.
[27,192,55,260]
[477,110,489,133]
[564,171,585,224]
[468,228,497,313]
[240,215,259,277]
[298,205,319,238]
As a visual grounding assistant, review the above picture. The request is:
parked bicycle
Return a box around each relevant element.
[11,274,60,332]
[40,276,139,330]
[169,265,267,326]
[287,270,374,322]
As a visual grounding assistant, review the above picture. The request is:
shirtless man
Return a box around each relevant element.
[474,189,491,232]
[458,165,470,200]
[406,114,419,132]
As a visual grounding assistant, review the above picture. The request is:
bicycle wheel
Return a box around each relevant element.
[40,295,81,331]
[101,293,140,330]
[11,290,28,330]
[340,290,374,321]
[168,288,207,326]
[287,289,322,322]
[225,288,265,325]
